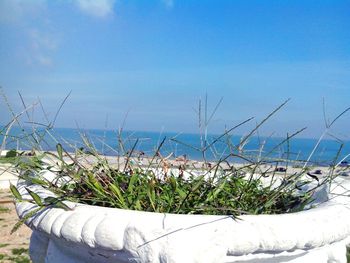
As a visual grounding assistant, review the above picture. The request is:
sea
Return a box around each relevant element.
[1,126,350,166]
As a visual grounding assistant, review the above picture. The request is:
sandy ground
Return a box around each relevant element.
[0,190,31,263]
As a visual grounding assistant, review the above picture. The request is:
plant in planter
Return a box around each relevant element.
[3,97,350,262]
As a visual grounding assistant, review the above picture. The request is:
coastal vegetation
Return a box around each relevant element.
[2,94,348,224]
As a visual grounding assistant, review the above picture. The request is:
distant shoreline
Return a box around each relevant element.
[2,124,350,142]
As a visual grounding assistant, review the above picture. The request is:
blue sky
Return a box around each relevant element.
[0,0,349,139]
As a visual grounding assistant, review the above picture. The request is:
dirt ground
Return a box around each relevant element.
[0,190,31,263]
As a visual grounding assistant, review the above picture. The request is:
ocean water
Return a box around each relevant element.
[1,126,350,165]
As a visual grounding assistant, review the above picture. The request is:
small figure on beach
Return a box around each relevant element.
[178,164,186,178]
[175,154,188,164]
[275,167,287,172]
[162,160,169,178]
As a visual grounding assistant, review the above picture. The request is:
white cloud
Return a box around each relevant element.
[75,0,116,18]
[161,0,174,9]
[0,0,46,24]
[0,0,118,68]
[0,0,116,22]
[0,0,56,67]
[29,29,58,51]
[25,29,59,67]
[35,54,53,67]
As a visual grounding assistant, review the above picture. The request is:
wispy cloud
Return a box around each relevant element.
[34,54,53,67]
[29,29,58,51]
[161,0,174,9]
[0,0,60,68]
[0,0,46,25]
[75,0,116,18]
[26,29,59,67]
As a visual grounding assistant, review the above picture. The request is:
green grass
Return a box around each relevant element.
[0,206,10,213]
[7,256,31,263]
[11,248,28,256]
[4,95,350,237]
[0,156,18,164]
[0,243,9,248]
[0,249,31,263]
[9,99,337,219]
[13,140,316,218]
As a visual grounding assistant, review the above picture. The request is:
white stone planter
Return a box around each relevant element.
[16,171,350,263]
